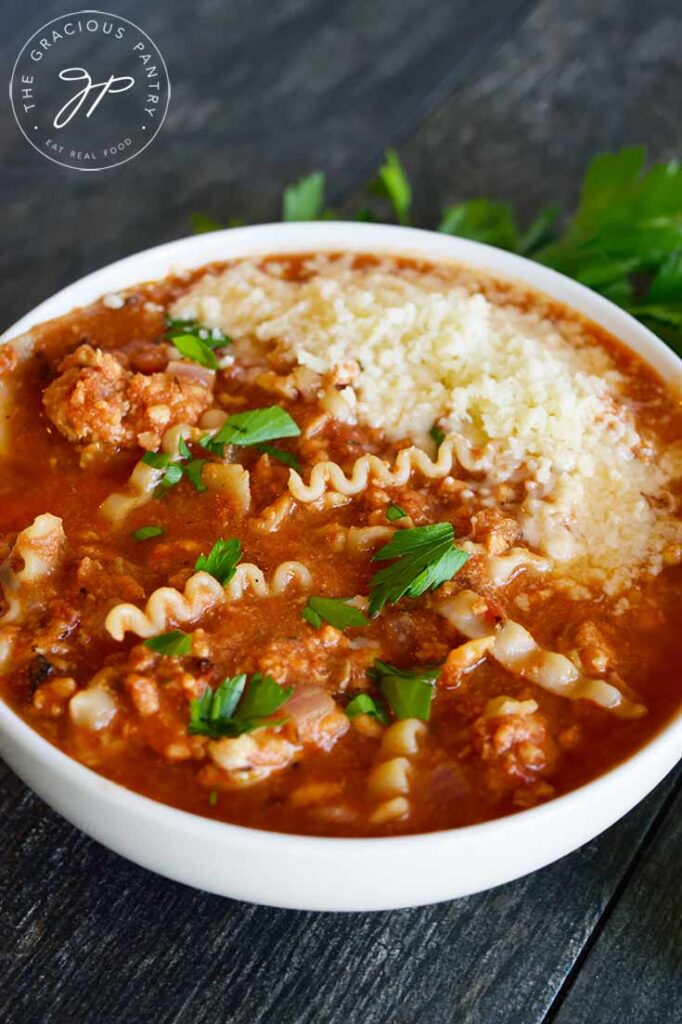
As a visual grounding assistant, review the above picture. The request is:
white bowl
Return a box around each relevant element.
[1,222,680,911]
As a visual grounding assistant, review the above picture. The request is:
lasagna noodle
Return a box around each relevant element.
[105,562,313,640]
[437,590,646,718]
[367,718,426,825]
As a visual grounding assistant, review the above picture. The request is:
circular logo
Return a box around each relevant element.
[9,10,170,171]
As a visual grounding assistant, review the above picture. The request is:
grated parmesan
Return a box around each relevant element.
[171,257,682,594]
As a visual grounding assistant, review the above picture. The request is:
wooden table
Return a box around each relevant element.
[2,2,680,1021]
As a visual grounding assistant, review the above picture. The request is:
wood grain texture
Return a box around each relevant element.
[0,769,679,1024]
[0,0,533,328]
[1,1,681,1022]
[547,778,682,1024]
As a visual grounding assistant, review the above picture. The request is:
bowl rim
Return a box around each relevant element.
[1,219,681,856]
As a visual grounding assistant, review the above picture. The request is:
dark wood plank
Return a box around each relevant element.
[548,778,682,1024]
[1,0,681,1022]
[389,0,682,228]
[0,0,534,328]
[0,770,678,1024]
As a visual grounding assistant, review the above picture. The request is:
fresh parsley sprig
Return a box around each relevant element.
[345,692,390,725]
[368,523,470,616]
[191,146,682,354]
[368,660,441,722]
[144,630,192,656]
[283,170,327,221]
[195,538,242,584]
[188,673,292,738]
[142,437,207,494]
[200,406,300,457]
[302,596,369,630]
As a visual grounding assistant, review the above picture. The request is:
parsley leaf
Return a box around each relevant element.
[369,149,411,225]
[368,523,470,616]
[188,672,292,738]
[256,443,302,471]
[171,333,218,370]
[165,315,230,348]
[195,538,242,584]
[439,199,518,250]
[130,525,165,541]
[429,424,446,446]
[183,458,207,493]
[143,439,207,494]
[144,630,192,656]
[345,692,390,725]
[386,504,407,522]
[142,449,184,490]
[368,660,441,722]
[202,406,300,455]
[283,171,326,221]
[302,596,369,630]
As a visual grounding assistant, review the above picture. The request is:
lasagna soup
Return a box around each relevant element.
[1,253,680,836]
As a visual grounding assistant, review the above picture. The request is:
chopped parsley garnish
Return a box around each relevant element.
[345,692,390,725]
[386,504,407,522]
[369,660,441,722]
[144,438,207,494]
[182,458,207,493]
[368,522,470,616]
[171,333,218,370]
[144,630,192,656]
[302,596,369,630]
[257,443,302,471]
[142,451,184,490]
[201,406,300,456]
[165,315,230,347]
[208,788,218,806]
[429,424,446,446]
[283,171,326,221]
[130,525,165,541]
[195,538,242,584]
[188,673,292,738]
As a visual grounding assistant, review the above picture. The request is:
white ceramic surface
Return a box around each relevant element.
[1,222,680,912]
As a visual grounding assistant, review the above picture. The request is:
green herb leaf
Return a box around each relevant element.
[188,672,292,738]
[195,538,242,584]
[238,673,292,719]
[171,333,219,369]
[517,205,560,256]
[439,198,518,250]
[302,596,369,630]
[204,406,300,455]
[159,463,183,489]
[429,424,446,446]
[368,523,470,616]
[257,443,302,471]
[191,213,223,234]
[142,451,171,469]
[164,315,230,348]
[368,660,441,722]
[183,458,207,493]
[386,504,407,522]
[130,525,165,541]
[370,149,411,225]
[380,675,434,721]
[144,630,192,656]
[345,692,390,724]
[283,171,326,221]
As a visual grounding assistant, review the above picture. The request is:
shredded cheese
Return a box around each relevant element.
[171,257,682,593]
